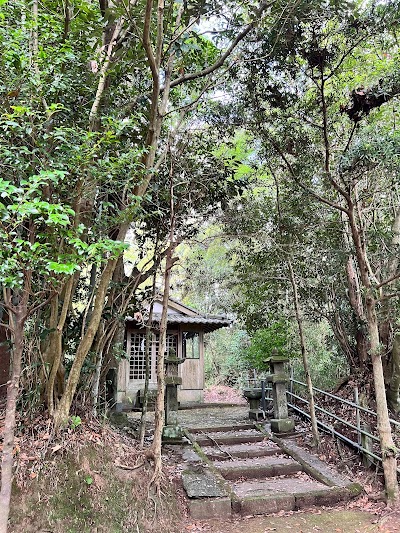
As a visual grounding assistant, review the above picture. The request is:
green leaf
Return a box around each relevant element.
[47,262,77,274]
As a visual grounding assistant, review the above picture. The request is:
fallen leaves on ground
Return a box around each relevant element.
[203,385,246,405]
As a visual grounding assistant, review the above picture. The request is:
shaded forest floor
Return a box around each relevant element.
[2,386,400,532]
[7,416,187,533]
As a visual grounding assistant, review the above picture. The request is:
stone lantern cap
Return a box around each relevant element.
[264,355,289,364]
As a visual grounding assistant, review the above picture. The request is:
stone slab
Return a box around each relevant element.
[239,493,295,516]
[192,430,264,447]
[182,468,228,498]
[231,475,327,499]
[279,438,360,490]
[181,449,202,463]
[213,456,301,480]
[295,486,351,509]
[206,429,262,439]
[270,418,295,433]
[202,442,281,460]
[189,423,255,434]
[188,497,232,519]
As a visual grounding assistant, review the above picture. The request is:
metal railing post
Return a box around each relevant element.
[290,366,294,395]
[261,379,266,412]
[354,386,361,446]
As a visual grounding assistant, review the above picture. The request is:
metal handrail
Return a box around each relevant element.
[291,378,400,429]
[257,374,399,474]
[287,391,380,443]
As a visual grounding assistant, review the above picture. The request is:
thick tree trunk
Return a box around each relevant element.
[366,294,399,502]
[53,223,129,428]
[53,258,119,427]
[0,306,26,533]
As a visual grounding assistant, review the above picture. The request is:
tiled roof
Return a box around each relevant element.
[126,313,231,333]
[151,313,231,333]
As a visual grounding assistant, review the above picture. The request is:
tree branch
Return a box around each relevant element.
[143,0,158,80]
[169,0,272,90]
[376,272,400,291]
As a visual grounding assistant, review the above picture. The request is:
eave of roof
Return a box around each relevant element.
[126,313,232,333]
[154,313,231,333]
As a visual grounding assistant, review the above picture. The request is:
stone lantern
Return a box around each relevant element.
[162,348,185,443]
[265,351,295,433]
[243,387,264,420]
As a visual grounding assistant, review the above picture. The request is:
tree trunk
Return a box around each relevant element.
[46,276,74,415]
[387,331,400,414]
[53,223,129,428]
[346,257,369,367]
[138,312,154,447]
[0,306,26,533]
[348,206,398,503]
[91,320,105,416]
[151,242,176,486]
[139,273,157,447]
[366,293,399,502]
[288,259,320,448]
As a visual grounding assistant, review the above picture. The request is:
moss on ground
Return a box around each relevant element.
[9,444,184,533]
[204,509,380,533]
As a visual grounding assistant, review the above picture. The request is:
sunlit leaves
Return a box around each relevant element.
[0,169,127,289]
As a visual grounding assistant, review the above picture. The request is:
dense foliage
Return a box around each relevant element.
[2,0,400,521]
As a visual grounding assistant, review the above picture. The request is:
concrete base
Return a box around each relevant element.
[249,409,265,421]
[240,493,295,516]
[182,468,228,498]
[188,497,231,519]
[162,425,183,444]
[270,418,295,434]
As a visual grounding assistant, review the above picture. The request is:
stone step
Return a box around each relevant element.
[188,497,232,520]
[191,429,264,446]
[213,455,302,480]
[182,466,232,520]
[202,441,281,461]
[183,421,361,520]
[189,423,255,434]
[231,475,351,516]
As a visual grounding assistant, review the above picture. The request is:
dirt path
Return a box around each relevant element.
[188,509,400,533]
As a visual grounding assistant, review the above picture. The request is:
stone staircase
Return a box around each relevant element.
[179,422,362,520]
